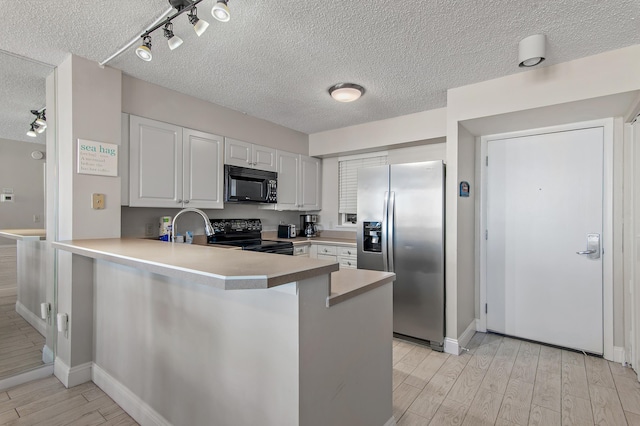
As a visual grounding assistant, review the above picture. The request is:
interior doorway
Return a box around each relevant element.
[479,119,614,358]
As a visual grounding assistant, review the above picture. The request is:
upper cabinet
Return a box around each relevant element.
[224,138,276,172]
[261,150,321,211]
[128,115,223,209]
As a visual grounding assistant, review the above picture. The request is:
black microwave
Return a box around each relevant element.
[224,165,277,203]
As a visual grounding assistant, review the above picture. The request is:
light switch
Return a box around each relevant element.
[92,193,105,209]
[0,194,14,202]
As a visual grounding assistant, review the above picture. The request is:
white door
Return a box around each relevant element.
[486,126,604,354]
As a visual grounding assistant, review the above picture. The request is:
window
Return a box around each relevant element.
[338,154,387,225]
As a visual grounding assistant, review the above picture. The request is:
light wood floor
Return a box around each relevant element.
[393,332,640,425]
[0,375,138,425]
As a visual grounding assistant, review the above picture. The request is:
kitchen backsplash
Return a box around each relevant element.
[121,205,301,238]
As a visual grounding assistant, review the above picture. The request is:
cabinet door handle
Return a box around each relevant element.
[184,200,190,204]
[177,199,182,203]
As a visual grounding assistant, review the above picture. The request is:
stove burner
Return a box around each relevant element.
[207,219,293,255]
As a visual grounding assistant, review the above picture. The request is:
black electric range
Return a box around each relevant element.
[206,219,294,255]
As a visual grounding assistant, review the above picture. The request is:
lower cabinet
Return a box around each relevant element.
[309,243,357,269]
[293,244,310,257]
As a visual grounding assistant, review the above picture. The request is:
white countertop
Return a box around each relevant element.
[53,238,339,290]
[0,229,46,241]
[52,238,394,305]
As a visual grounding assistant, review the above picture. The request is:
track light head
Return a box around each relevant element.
[26,124,37,138]
[34,110,46,128]
[188,8,209,36]
[164,22,183,50]
[212,0,230,22]
[136,36,153,61]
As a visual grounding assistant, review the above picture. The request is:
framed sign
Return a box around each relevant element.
[77,139,118,177]
[459,181,470,197]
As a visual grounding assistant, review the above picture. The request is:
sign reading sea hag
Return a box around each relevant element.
[77,139,118,177]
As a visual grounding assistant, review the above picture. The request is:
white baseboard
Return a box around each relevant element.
[613,346,626,364]
[444,320,477,355]
[0,364,54,391]
[0,287,17,297]
[42,345,54,364]
[54,357,92,388]
[383,416,397,426]
[15,301,47,337]
[92,363,171,426]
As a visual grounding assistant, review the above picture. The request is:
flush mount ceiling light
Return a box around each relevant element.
[26,109,46,137]
[518,34,546,68]
[212,0,230,22]
[164,22,184,50]
[188,7,209,36]
[328,83,365,102]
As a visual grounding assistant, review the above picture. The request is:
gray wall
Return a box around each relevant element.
[456,124,476,337]
[122,75,309,155]
[0,138,45,246]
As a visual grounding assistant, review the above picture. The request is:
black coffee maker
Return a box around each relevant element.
[300,214,318,238]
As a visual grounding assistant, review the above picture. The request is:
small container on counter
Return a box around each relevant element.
[159,216,172,241]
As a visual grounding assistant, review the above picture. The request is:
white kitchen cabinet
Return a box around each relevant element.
[120,113,130,206]
[260,150,322,211]
[309,243,357,269]
[293,244,310,257]
[224,137,276,172]
[129,115,223,209]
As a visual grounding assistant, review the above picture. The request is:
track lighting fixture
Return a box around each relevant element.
[163,22,183,50]
[133,0,231,62]
[26,109,46,137]
[26,124,37,138]
[188,7,209,36]
[136,36,153,61]
[212,0,230,22]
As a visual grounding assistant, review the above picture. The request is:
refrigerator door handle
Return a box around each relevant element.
[388,191,395,273]
[382,191,389,272]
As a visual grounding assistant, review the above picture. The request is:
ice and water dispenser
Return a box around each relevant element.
[362,221,382,252]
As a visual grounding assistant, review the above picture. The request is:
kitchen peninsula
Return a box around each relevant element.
[52,238,395,426]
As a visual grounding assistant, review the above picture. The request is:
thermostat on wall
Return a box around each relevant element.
[0,194,14,202]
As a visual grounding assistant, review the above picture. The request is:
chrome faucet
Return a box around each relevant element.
[171,208,214,242]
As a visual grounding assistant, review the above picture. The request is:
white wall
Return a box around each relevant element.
[317,143,446,233]
[0,138,45,246]
[122,75,308,155]
[309,108,446,157]
[446,44,640,347]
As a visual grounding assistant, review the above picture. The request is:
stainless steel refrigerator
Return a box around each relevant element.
[356,161,445,350]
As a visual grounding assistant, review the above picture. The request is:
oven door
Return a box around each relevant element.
[224,165,277,203]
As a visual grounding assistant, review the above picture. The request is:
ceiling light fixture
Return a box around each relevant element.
[136,36,153,61]
[26,124,37,138]
[518,34,546,68]
[164,22,183,50]
[26,109,46,137]
[212,0,230,22]
[328,83,365,102]
[188,7,209,36]
[133,0,231,62]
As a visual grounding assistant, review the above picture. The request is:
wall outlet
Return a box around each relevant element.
[92,193,105,210]
[145,223,155,237]
[33,214,41,223]
[0,194,14,202]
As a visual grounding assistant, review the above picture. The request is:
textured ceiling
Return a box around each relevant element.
[0,0,639,142]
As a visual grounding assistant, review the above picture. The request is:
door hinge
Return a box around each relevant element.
[485,229,488,240]
[485,156,488,166]
[485,303,488,314]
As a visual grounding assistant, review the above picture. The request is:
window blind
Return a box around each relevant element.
[338,155,387,214]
